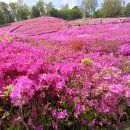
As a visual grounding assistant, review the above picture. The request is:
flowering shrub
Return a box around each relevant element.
[118,43,130,56]
[0,17,130,130]
[0,16,68,35]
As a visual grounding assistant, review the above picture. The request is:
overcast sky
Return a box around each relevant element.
[0,0,130,8]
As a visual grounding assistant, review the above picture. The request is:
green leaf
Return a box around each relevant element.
[6,84,14,93]
[3,91,9,97]
[81,58,93,66]
[8,125,23,130]
[0,108,3,112]
[3,84,14,97]
[7,125,15,130]
[2,112,9,119]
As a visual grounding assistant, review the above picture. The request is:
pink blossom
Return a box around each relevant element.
[74,111,80,118]
[35,125,44,130]
[52,120,58,130]
[40,92,46,99]
[75,103,85,112]
[55,81,65,90]
[125,88,130,97]
[52,109,67,119]
[56,110,67,119]
[10,76,34,106]
[28,118,33,126]
[108,84,123,94]
[118,108,124,116]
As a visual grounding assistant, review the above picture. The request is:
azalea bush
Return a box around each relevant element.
[0,32,130,130]
[0,17,130,130]
[0,17,68,35]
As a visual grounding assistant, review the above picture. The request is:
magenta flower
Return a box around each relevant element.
[55,81,65,90]
[52,120,58,130]
[118,108,124,116]
[125,88,130,98]
[75,103,85,112]
[35,125,44,130]
[28,118,33,126]
[52,109,57,118]
[108,84,123,94]
[74,111,80,118]
[52,109,67,119]
[56,110,67,119]
[10,76,34,106]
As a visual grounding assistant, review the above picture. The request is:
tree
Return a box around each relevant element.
[0,8,5,24]
[17,4,30,21]
[82,0,98,18]
[101,0,123,17]
[50,6,82,21]
[93,9,102,18]
[31,5,40,18]
[70,6,82,20]
[58,3,70,20]
[45,2,54,16]
[9,2,19,21]
[124,2,130,16]
[36,0,45,16]
[0,2,13,23]
[50,8,59,18]
[58,9,70,20]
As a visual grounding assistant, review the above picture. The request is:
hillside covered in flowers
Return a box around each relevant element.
[0,16,130,130]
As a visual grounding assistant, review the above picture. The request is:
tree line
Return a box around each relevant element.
[0,0,130,25]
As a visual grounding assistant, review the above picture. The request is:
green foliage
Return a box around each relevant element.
[7,125,24,130]
[17,4,30,21]
[0,2,13,24]
[50,6,82,20]
[82,0,98,17]
[0,8,5,24]
[0,2,30,24]
[0,1,83,24]
[2,112,10,119]
[9,2,20,22]
[45,2,54,16]
[101,0,123,17]
[58,9,70,20]
[36,0,45,16]
[31,5,40,18]
[50,8,59,18]
[3,84,14,97]
[93,9,102,18]
[70,6,83,20]
[81,58,93,66]
[124,2,130,17]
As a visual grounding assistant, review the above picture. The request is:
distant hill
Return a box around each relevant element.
[0,16,68,36]
[69,18,121,26]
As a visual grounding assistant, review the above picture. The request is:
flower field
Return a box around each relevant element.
[0,17,68,35]
[0,16,130,130]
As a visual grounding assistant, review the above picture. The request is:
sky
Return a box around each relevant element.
[0,0,130,9]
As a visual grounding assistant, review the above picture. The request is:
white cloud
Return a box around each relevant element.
[63,0,77,8]
[0,0,18,3]
[0,0,78,8]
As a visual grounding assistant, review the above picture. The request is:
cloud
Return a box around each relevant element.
[0,0,18,3]
[1,0,129,8]
[0,0,78,8]
[63,0,77,8]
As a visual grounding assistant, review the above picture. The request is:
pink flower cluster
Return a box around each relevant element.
[0,17,130,129]
[52,109,67,119]
[0,16,68,35]
[10,76,35,106]
[118,43,130,56]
